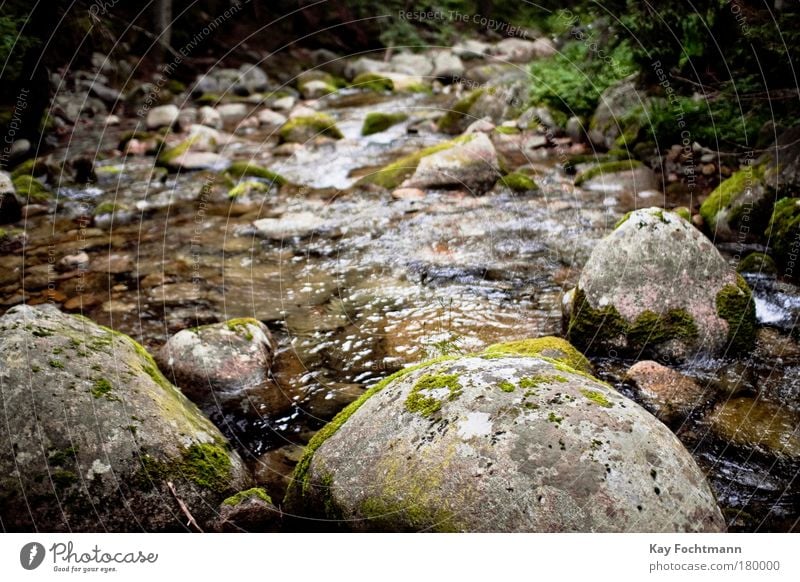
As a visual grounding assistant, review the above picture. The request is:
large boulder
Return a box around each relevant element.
[0,305,251,531]
[285,340,726,532]
[625,360,708,424]
[588,77,642,149]
[401,132,500,194]
[765,197,800,280]
[565,208,757,360]
[155,318,286,419]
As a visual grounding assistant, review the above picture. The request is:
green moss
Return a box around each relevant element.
[93,201,118,216]
[615,211,634,229]
[195,93,222,105]
[673,206,692,222]
[225,317,260,340]
[699,167,763,229]
[357,134,473,189]
[48,446,78,466]
[165,79,186,94]
[437,88,484,133]
[156,135,199,166]
[52,469,78,488]
[405,373,462,417]
[500,172,538,192]
[579,388,613,408]
[498,380,516,392]
[494,125,520,135]
[279,113,343,143]
[223,161,287,185]
[10,157,48,179]
[285,356,457,508]
[547,412,564,425]
[90,378,114,399]
[765,198,800,278]
[352,72,394,92]
[361,112,408,136]
[737,252,777,275]
[483,337,593,374]
[179,443,232,492]
[227,180,270,200]
[574,159,643,186]
[222,487,272,507]
[48,359,64,369]
[118,130,152,150]
[715,274,757,353]
[12,174,50,202]
[568,288,700,355]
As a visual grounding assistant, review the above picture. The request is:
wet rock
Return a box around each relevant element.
[254,445,304,501]
[257,108,288,128]
[253,211,325,239]
[707,397,800,459]
[566,208,757,360]
[0,171,22,225]
[765,197,800,280]
[575,160,658,193]
[737,252,777,275]
[0,304,251,531]
[58,251,90,272]
[432,51,464,80]
[344,57,385,81]
[155,318,282,418]
[401,132,500,194]
[286,349,725,532]
[271,95,296,111]
[362,111,408,136]
[465,117,495,134]
[390,52,434,75]
[278,113,343,143]
[626,361,708,423]
[90,253,133,275]
[588,77,642,149]
[216,103,249,125]
[235,64,270,95]
[699,165,770,242]
[198,105,222,129]
[214,488,280,532]
[492,37,555,62]
[145,104,180,130]
[453,39,491,60]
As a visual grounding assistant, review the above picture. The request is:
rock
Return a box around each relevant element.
[253,211,325,239]
[380,72,426,92]
[272,95,295,111]
[699,165,770,242]
[155,319,283,419]
[0,171,22,225]
[278,113,343,143]
[198,106,222,129]
[344,57,385,81]
[352,72,394,92]
[765,197,800,280]
[214,488,280,532]
[254,445,304,501]
[626,361,708,423]
[437,89,486,134]
[566,208,757,360]
[499,172,539,192]
[257,109,287,127]
[0,305,251,531]
[575,160,659,193]
[90,253,133,274]
[390,52,434,75]
[58,251,90,271]
[145,104,180,130]
[566,116,585,142]
[235,64,270,95]
[464,117,495,134]
[300,79,336,99]
[286,343,725,532]
[161,150,228,172]
[588,77,642,149]
[361,112,408,136]
[401,132,500,194]
[452,40,491,60]
[432,51,464,80]
[215,103,249,125]
[737,252,777,275]
[391,187,426,200]
[492,38,553,62]
[707,397,800,459]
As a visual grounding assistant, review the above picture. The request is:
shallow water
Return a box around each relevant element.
[4,88,799,532]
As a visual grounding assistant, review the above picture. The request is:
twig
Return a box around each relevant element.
[167,481,204,532]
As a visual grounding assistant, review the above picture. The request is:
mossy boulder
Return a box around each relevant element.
[286,351,725,532]
[588,78,643,149]
[223,161,287,185]
[400,132,500,194]
[278,113,343,143]
[625,361,708,424]
[566,208,756,360]
[765,197,800,280]
[483,336,592,374]
[12,174,51,203]
[437,88,485,134]
[699,165,770,242]
[499,172,538,192]
[361,112,408,136]
[737,252,777,275]
[214,487,279,532]
[574,159,657,193]
[155,319,287,420]
[0,305,251,531]
[352,72,394,92]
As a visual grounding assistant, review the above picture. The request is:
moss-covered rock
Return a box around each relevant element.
[737,252,777,275]
[574,159,644,186]
[699,165,770,241]
[357,135,473,190]
[223,161,287,185]
[483,337,592,374]
[278,113,343,143]
[765,197,800,280]
[285,351,724,532]
[12,174,50,203]
[499,172,538,192]
[437,88,485,134]
[566,208,756,360]
[707,397,800,459]
[0,305,251,531]
[361,112,408,136]
[352,72,394,92]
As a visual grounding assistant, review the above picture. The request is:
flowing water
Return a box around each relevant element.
[4,87,799,531]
